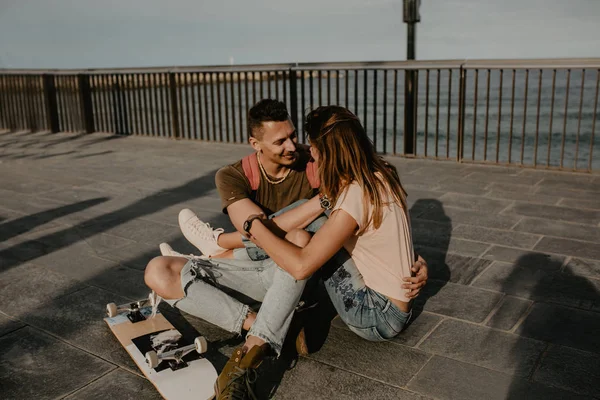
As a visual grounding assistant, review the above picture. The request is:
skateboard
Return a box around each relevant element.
[104,294,218,400]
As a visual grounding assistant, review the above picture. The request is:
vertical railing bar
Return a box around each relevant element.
[267,72,272,99]
[237,72,243,142]
[134,74,143,134]
[217,73,224,142]
[574,69,586,170]
[252,72,257,105]
[508,69,516,164]
[209,73,216,140]
[160,73,168,137]
[383,70,388,154]
[588,69,599,171]
[472,69,479,161]
[534,70,543,167]
[143,74,152,135]
[183,73,192,139]
[345,69,349,108]
[496,69,504,163]
[60,76,71,132]
[327,70,331,105]
[204,73,211,140]
[354,70,358,115]
[546,70,557,166]
[424,69,429,158]
[521,69,529,165]
[318,70,322,106]
[67,75,78,132]
[300,71,306,142]
[151,73,159,136]
[446,70,452,159]
[414,70,419,157]
[224,73,230,142]
[244,72,250,141]
[16,75,27,130]
[435,69,441,158]
[309,71,314,110]
[260,71,265,100]
[336,69,340,105]
[189,73,198,140]
[363,70,368,138]
[393,70,398,155]
[230,72,236,142]
[483,69,491,161]
[560,69,571,168]
[373,70,378,149]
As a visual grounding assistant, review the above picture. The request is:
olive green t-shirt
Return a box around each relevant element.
[215,152,317,215]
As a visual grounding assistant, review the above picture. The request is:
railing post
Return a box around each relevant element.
[289,68,299,132]
[404,69,417,155]
[168,72,180,139]
[42,74,60,133]
[457,65,467,161]
[78,74,95,133]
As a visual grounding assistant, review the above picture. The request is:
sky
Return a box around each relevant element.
[0,0,599,69]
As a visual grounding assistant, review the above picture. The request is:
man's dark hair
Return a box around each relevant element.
[247,99,290,139]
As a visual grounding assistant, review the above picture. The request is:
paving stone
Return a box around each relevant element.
[536,186,599,203]
[0,326,115,400]
[420,319,545,376]
[485,190,561,205]
[20,286,138,370]
[91,218,181,246]
[98,241,161,271]
[438,193,512,213]
[453,224,541,249]
[534,345,600,397]
[0,313,25,337]
[534,237,600,260]
[482,246,565,266]
[513,217,600,243]
[307,327,430,387]
[566,257,600,279]
[414,281,503,323]
[503,202,600,225]
[463,171,544,186]
[64,368,162,400]
[472,260,561,299]
[433,181,491,196]
[486,296,532,331]
[537,177,600,193]
[34,247,122,282]
[559,198,600,210]
[0,188,68,216]
[408,355,591,400]
[76,231,137,255]
[0,177,69,195]
[274,358,427,400]
[516,303,600,354]
[0,262,84,317]
[415,248,492,285]
[416,205,522,229]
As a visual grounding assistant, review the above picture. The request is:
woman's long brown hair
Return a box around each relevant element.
[305,106,407,234]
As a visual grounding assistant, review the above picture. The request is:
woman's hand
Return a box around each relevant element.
[402,255,428,299]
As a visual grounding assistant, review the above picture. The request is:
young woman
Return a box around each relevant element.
[242,105,416,341]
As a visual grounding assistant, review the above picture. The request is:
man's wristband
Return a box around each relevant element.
[243,214,265,234]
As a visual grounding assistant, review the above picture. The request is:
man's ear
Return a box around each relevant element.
[249,136,261,152]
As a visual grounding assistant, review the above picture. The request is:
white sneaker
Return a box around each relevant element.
[178,209,226,257]
[159,242,206,260]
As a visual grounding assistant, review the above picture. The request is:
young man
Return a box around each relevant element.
[146,99,428,399]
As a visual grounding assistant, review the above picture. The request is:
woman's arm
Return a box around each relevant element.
[268,195,324,232]
[248,209,357,280]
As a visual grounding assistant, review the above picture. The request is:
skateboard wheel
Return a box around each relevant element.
[106,303,118,318]
[145,350,159,368]
[194,336,208,354]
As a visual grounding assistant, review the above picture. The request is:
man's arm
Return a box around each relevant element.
[227,195,323,237]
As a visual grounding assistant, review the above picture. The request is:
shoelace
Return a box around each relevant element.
[221,366,258,400]
[189,220,224,240]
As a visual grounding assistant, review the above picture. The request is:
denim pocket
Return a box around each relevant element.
[347,324,387,342]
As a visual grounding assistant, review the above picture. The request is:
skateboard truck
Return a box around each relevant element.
[106,294,158,322]
[145,336,208,370]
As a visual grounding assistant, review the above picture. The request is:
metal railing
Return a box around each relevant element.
[1,58,599,171]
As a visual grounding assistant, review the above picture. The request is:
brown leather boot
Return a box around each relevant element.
[214,344,267,400]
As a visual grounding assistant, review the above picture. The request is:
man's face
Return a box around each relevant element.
[251,119,298,166]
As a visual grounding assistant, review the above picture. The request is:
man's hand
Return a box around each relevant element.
[403,254,428,299]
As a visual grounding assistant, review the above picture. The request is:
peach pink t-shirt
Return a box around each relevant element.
[332,181,414,302]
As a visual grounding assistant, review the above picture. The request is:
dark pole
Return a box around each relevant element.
[403,0,420,155]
